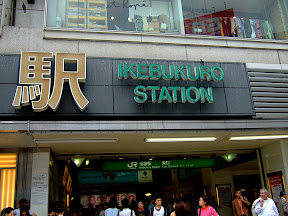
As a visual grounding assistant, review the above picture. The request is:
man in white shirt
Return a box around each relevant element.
[150,198,167,216]
[254,188,279,216]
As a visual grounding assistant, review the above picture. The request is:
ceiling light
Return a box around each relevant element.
[145,137,217,142]
[85,160,89,165]
[119,157,124,160]
[145,193,152,197]
[71,157,85,167]
[34,138,118,144]
[222,154,237,162]
[229,135,288,141]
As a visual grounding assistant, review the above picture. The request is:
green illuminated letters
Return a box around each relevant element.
[134,85,148,103]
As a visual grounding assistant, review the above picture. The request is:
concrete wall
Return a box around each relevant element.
[261,141,288,196]
[0,26,288,65]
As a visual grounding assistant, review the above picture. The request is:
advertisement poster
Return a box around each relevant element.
[268,172,284,203]
[83,193,136,207]
[217,184,232,207]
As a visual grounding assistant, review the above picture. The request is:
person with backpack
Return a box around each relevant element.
[120,199,135,216]
[197,196,219,216]
[150,198,167,216]
[253,188,279,216]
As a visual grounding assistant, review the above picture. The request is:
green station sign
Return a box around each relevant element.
[118,63,225,104]
[102,158,216,171]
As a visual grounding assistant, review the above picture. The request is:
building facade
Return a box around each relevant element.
[0,0,288,215]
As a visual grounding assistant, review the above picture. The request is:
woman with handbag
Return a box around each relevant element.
[197,197,219,216]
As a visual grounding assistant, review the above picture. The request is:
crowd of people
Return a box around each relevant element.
[2,188,288,216]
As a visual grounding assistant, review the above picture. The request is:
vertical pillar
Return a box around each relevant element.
[30,148,50,216]
[15,148,33,208]
[256,149,265,188]
[171,169,179,198]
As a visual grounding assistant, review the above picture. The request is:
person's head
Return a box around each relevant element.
[109,197,118,208]
[155,198,162,207]
[19,199,28,208]
[175,201,190,216]
[150,197,155,204]
[99,204,104,211]
[1,207,15,216]
[137,201,144,210]
[280,191,287,199]
[49,208,56,216]
[235,190,242,198]
[121,198,129,208]
[55,208,65,216]
[173,200,178,210]
[260,188,269,200]
[20,206,30,216]
[103,202,108,210]
[199,196,209,208]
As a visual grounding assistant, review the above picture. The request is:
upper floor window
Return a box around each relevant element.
[46,0,288,40]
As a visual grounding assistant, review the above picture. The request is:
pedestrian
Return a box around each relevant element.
[174,201,190,216]
[148,198,155,214]
[20,206,31,216]
[119,199,135,216]
[277,191,288,216]
[232,189,251,216]
[1,207,15,216]
[135,200,149,216]
[252,188,279,216]
[197,196,219,216]
[105,197,119,216]
[55,208,65,216]
[48,207,56,216]
[170,200,178,216]
[14,199,37,216]
[100,203,108,216]
[150,198,167,216]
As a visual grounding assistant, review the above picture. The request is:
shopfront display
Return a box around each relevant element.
[46,0,288,40]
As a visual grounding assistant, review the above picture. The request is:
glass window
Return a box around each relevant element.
[46,0,184,33]
[182,0,287,40]
[46,0,288,40]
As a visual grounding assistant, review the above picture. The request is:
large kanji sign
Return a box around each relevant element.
[12,52,89,112]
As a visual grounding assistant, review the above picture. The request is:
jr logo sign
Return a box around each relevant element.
[12,52,89,112]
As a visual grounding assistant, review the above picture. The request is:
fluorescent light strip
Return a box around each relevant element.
[34,138,118,144]
[145,137,217,142]
[229,135,288,141]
